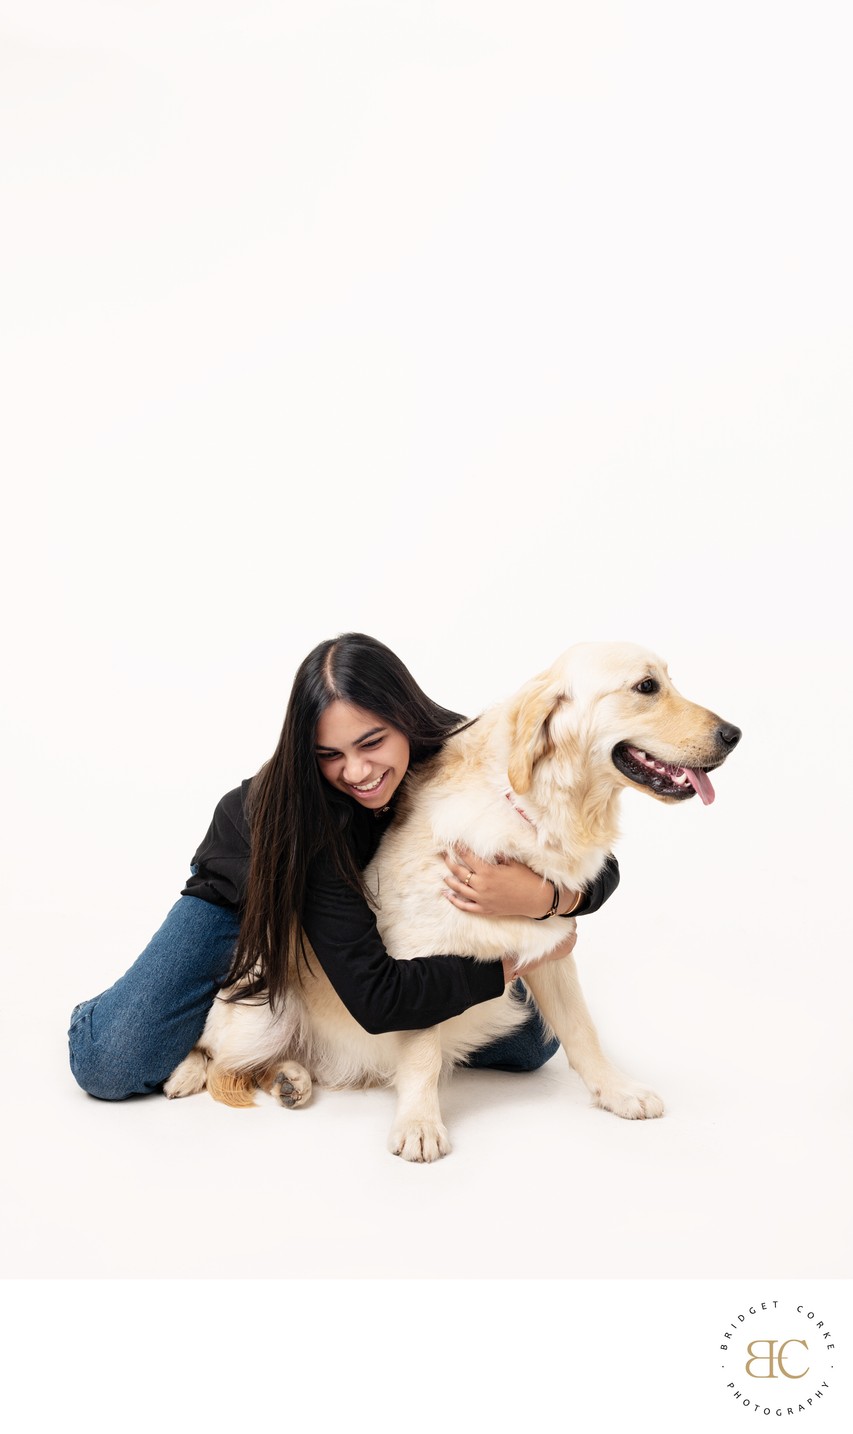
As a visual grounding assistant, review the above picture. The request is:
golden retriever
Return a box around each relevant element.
[164,643,741,1160]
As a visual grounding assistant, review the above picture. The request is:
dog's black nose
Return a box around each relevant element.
[718,724,742,749]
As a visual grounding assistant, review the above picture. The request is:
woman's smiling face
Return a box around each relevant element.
[314,701,411,808]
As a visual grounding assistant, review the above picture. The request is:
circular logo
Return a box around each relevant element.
[720,1298,837,1417]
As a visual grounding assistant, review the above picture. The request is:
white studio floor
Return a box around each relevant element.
[4,887,848,1283]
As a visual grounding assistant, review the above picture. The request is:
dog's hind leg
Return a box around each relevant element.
[202,1058,313,1109]
[388,1029,451,1162]
[257,1060,313,1109]
[522,958,664,1120]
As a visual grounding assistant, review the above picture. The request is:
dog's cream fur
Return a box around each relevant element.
[165,643,739,1161]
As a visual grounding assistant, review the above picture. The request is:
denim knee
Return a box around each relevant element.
[465,987,561,1073]
[508,1032,560,1072]
[67,893,240,1100]
[474,1031,561,1073]
[68,1001,114,1099]
[68,998,143,1100]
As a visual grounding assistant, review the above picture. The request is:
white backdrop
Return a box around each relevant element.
[2,2,851,1428]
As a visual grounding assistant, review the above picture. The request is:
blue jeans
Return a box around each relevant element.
[68,893,242,1100]
[68,888,559,1100]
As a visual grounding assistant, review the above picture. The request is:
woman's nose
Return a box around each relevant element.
[342,754,371,783]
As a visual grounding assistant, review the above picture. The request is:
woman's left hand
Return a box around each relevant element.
[443,844,569,919]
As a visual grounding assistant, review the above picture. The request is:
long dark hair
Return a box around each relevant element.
[226,633,469,1010]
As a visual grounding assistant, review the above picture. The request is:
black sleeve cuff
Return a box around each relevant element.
[562,854,620,917]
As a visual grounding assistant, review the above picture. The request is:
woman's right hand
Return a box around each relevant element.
[501,923,578,986]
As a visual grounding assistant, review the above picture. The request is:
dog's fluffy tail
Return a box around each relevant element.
[207,1064,258,1108]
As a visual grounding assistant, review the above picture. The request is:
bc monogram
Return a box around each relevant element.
[745,1340,809,1380]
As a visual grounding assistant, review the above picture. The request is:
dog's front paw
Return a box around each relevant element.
[270,1062,313,1108]
[595,1079,664,1121]
[389,1120,452,1162]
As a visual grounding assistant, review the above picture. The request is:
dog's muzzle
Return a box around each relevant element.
[612,724,741,805]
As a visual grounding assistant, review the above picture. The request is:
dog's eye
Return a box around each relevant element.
[634,678,659,695]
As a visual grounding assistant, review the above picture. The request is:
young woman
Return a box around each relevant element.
[68,633,620,1100]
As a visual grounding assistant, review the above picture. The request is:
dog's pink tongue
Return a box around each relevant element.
[685,768,715,805]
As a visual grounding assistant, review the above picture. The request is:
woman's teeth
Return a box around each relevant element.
[351,772,386,793]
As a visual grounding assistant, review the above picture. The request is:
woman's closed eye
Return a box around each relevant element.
[317,737,385,761]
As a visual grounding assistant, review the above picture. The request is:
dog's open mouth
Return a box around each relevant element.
[612,743,717,805]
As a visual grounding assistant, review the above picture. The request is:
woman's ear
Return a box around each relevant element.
[506,673,566,794]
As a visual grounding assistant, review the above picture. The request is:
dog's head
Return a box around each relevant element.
[506,642,741,806]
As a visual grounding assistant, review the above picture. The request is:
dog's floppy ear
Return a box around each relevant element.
[506,673,566,794]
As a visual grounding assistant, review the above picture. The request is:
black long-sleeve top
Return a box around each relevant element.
[182,780,620,1035]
